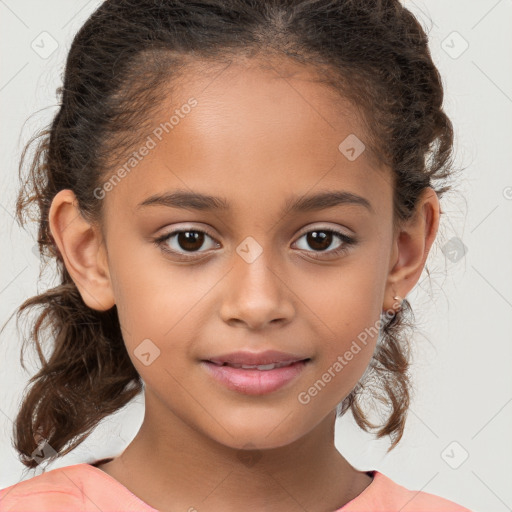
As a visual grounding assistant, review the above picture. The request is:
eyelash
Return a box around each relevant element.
[153,226,357,262]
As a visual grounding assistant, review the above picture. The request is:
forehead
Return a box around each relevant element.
[103,58,393,221]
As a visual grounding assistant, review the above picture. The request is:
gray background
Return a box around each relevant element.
[1,1,511,511]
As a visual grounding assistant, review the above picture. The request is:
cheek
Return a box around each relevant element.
[294,249,385,338]
[108,241,218,364]
[292,252,386,398]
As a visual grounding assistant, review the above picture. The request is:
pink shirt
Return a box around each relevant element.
[0,459,473,511]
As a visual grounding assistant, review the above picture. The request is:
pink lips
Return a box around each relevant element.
[201,350,311,395]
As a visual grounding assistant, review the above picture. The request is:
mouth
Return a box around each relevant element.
[205,359,311,370]
[200,358,311,395]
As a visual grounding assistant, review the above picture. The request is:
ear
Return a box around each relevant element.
[382,187,440,313]
[48,189,115,311]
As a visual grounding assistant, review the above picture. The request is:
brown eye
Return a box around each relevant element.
[155,228,219,258]
[304,230,333,251]
[293,228,356,260]
[175,231,206,252]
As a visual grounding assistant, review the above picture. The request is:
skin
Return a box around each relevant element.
[48,57,440,512]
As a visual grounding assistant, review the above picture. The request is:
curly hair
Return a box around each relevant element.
[2,0,456,469]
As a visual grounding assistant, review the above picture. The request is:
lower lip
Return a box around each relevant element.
[201,360,309,395]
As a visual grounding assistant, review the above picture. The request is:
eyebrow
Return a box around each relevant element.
[136,189,374,214]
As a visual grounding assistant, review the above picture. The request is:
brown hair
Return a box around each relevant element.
[3,0,456,469]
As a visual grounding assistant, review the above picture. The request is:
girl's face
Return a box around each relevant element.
[62,58,431,450]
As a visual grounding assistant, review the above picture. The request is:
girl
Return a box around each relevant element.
[0,0,472,510]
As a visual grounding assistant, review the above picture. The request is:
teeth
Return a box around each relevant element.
[207,359,307,369]
[241,363,279,370]
[226,361,296,370]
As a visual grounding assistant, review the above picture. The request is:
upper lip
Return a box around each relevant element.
[205,350,310,366]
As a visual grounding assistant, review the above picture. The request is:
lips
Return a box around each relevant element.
[200,350,312,394]
[205,349,311,367]
[201,359,310,395]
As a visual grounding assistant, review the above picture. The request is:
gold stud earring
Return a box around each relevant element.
[393,295,403,311]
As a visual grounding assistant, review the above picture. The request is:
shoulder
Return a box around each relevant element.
[341,471,474,511]
[0,462,145,512]
[0,464,90,511]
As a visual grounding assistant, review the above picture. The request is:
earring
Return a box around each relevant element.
[393,295,403,311]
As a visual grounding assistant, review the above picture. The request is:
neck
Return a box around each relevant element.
[97,389,371,512]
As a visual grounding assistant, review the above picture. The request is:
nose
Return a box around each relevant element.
[219,250,295,330]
